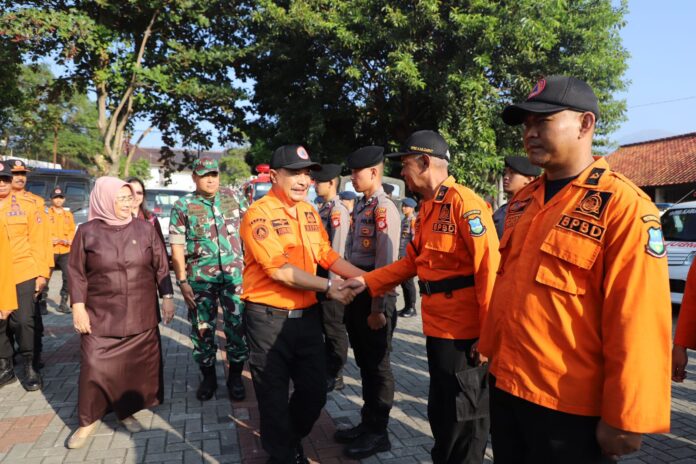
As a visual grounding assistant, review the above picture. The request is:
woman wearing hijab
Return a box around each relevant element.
[126,177,166,246]
[67,177,175,449]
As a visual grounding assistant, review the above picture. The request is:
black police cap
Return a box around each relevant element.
[504,156,542,177]
[270,144,320,170]
[311,164,342,182]
[386,130,450,161]
[0,161,13,178]
[502,75,600,126]
[346,146,384,169]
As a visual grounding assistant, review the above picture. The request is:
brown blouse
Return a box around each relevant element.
[68,218,173,337]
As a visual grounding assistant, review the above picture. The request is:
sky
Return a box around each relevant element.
[134,1,695,151]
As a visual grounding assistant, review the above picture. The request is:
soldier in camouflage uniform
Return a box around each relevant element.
[311,164,351,393]
[169,157,249,402]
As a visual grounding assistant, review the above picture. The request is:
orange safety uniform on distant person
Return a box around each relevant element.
[22,190,54,269]
[674,261,696,349]
[0,222,18,311]
[0,193,50,284]
[478,158,671,433]
[363,176,500,339]
[48,205,76,254]
[241,189,340,309]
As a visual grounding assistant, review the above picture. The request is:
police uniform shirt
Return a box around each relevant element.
[345,187,400,313]
[399,212,416,258]
[318,195,350,260]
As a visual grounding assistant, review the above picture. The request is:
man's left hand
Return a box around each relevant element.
[469,340,488,366]
[367,312,386,330]
[596,419,642,459]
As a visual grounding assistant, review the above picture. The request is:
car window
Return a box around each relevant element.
[662,208,696,241]
[63,182,87,198]
[146,190,188,216]
[253,182,272,200]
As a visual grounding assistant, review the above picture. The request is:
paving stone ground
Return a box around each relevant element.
[0,272,693,463]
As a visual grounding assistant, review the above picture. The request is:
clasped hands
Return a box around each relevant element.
[327,276,366,305]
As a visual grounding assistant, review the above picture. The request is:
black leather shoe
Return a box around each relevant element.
[334,423,369,444]
[196,365,217,401]
[398,307,416,318]
[226,373,245,401]
[295,443,309,464]
[0,359,16,388]
[57,305,71,314]
[22,361,42,391]
[343,431,391,459]
[333,375,344,391]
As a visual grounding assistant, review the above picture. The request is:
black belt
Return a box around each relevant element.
[418,275,474,296]
[245,302,317,319]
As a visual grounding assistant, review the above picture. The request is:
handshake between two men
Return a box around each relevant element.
[327,276,389,331]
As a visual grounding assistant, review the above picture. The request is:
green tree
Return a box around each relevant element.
[220,147,252,186]
[119,157,152,181]
[240,0,628,195]
[0,1,248,175]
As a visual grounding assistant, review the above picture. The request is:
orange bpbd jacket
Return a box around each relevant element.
[240,189,340,309]
[674,262,696,348]
[22,190,53,270]
[363,176,500,339]
[478,158,671,434]
[48,206,76,254]
[0,222,18,311]
[0,194,50,284]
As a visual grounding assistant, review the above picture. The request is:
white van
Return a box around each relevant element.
[661,201,696,304]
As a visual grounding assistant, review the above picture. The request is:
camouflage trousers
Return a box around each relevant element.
[187,280,249,367]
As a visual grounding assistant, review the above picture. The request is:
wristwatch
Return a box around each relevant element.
[176,279,188,286]
[325,279,332,294]
[162,294,174,299]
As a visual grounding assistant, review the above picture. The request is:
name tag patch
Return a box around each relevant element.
[557,215,605,241]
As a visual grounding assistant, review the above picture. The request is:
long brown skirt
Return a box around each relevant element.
[78,327,163,426]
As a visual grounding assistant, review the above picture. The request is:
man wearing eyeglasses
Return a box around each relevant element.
[169,157,249,402]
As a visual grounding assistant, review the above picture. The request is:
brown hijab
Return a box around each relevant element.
[88,177,133,226]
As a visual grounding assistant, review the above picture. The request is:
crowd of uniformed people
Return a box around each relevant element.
[1,74,694,463]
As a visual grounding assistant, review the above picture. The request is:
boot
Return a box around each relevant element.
[0,358,16,388]
[226,362,246,401]
[22,357,42,391]
[196,364,217,401]
[58,296,71,314]
[397,307,416,318]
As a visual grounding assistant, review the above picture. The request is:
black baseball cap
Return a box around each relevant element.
[386,130,450,161]
[51,187,66,198]
[346,146,384,169]
[502,75,600,126]
[270,145,320,170]
[0,161,13,178]
[504,156,542,177]
[8,158,30,173]
[311,164,342,182]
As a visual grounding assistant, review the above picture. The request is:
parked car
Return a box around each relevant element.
[661,201,696,305]
[655,202,673,216]
[25,168,93,226]
[144,188,189,246]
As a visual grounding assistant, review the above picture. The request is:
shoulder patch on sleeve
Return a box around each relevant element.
[645,227,666,258]
[331,209,341,227]
[584,168,606,186]
[467,216,486,237]
[253,224,269,241]
[642,214,660,224]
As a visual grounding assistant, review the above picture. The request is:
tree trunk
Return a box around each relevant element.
[52,124,59,166]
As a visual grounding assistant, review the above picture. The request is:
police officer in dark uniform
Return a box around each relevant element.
[334,146,401,459]
[397,197,418,318]
[312,164,351,392]
[492,156,541,238]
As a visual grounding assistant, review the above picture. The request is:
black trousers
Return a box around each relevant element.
[40,253,70,304]
[400,277,417,310]
[426,337,489,464]
[245,303,327,463]
[490,376,613,464]
[0,279,36,359]
[345,290,397,432]
[318,297,348,379]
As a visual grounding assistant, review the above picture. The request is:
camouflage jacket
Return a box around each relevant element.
[169,188,248,284]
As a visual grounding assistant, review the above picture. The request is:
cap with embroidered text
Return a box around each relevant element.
[270,145,320,170]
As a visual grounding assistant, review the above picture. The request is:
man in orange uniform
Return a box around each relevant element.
[0,161,48,391]
[478,76,672,463]
[344,130,500,464]
[672,262,696,382]
[240,145,364,464]
[0,168,19,387]
[39,187,75,314]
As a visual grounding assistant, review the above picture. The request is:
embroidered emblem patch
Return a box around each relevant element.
[253,224,269,241]
[435,186,449,202]
[574,190,612,220]
[584,168,606,186]
[468,217,486,237]
[362,238,371,248]
[304,211,317,223]
[462,209,482,219]
[528,78,546,99]
[297,146,309,159]
[432,222,455,234]
[508,199,531,214]
[438,204,451,222]
[641,214,660,224]
[557,215,605,241]
[646,227,666,258]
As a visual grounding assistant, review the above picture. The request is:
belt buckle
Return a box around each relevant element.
[423,281,431,296]
[288,310,303,319]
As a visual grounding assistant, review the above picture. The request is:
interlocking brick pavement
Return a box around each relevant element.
[0,272,693,463]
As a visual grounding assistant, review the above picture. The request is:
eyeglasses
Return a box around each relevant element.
[133,191,144,196]
[115,195,134,202]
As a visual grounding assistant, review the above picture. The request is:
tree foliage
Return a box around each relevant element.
[0,0,248,175]
[239,0,629,195]
[220,147,252,186]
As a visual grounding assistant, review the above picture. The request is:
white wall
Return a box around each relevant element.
[145,167,195,191]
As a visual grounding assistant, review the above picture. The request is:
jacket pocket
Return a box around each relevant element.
[454,364,490,422]
[423,238,457,270]
[535,227,601,295]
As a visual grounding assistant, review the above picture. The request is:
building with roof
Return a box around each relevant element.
[606,132,696,203]
[128,146,225,191]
